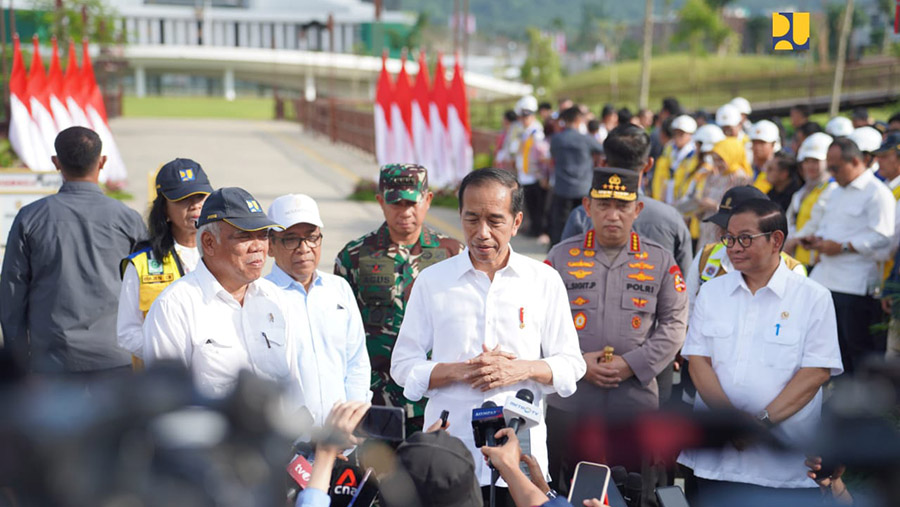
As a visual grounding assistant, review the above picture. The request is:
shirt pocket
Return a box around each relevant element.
[619,292,658,338]
[196,337,240,384]
[256,326,292,383]
[700,320,734,364]
[763,324,801,370]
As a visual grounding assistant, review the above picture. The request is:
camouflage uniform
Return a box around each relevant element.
[334,164,464,432]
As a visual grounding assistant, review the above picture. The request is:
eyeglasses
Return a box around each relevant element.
[274,233,323,250]
[720,232,771,248]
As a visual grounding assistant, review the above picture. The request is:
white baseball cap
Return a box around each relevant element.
[730,97,752,116]
[515,95,538,115]
[694,124,726,153]
[267,194,324,229]
[849,126,884,153]
[825,116,854,138]
[716,104,742,128]
[749,120,780,143]
[671,115,697,134]
[797,132,834,162]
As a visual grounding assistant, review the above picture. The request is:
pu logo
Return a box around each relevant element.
[246,199,262,213]
[772,12,810,51]
[178,169,195,182]
[333,468,358,496]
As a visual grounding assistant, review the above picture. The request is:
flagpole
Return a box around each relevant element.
[1,3,8,122]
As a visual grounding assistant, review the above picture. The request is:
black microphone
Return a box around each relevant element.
[611,465,627,492]
[624,472,642,507]
[471,400,507,448]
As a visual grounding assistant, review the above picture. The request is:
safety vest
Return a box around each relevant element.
[794,182,830,265]
[882,185,900,279]
[120,247,185,371]
[652,144,674,201]
[673,154,698,202]
[752,171,772,194]
[697,242,807,284]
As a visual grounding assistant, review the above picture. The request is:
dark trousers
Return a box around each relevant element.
[549,194,583,246]
[831,291,886,374]
[523,182,548,236]
[481,485,514,507]
[692,478,820,507]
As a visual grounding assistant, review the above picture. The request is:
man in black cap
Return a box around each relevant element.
[545,166,689,499]
[143,187,304,400]
[1,126,147,376]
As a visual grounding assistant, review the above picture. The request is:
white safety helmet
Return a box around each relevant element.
[730,97,752,116]
[715,104,742,128]
[848,126,883,153]
[797,132,834,162]
[694,124,726,153]
[825,116,854,138]
[749,120,780,144]
[671,114,698,134]
[515,95,538,116]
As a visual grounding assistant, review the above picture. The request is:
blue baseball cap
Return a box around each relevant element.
[155,158,213,201]
[196,187,283,232]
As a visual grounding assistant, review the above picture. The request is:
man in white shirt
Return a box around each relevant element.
[265,194,371,424]
[799,137,895,373]
[677,198,842,500]
[391,168,586,507]
[143,187,301,401]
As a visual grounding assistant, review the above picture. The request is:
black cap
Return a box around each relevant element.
[703,185,769,228]
[395,430,482,507]
[155,158,213,201]
[589,167,640,201]
[873,131,900,155]
[852,107,869,120]
[196,187,283,232]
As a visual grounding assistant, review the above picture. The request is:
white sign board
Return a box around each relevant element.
[0,171,62,259]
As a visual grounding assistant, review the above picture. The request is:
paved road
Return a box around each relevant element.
[113,117,546,268]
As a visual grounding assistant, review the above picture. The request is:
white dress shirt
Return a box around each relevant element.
[807,170,895,295]
[391,248,586,487]
[677,260,843,488]
[117,243,200,358]
[143,260,302,401]
[265,264,371,425]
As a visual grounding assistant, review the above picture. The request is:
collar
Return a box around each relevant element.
[59,181,103,194]
[847,169,872,190]
[454,245,523,280]
[374,222,440,250]
[582,230,641,253]
[267,263,321,293]
[728,257,790,299]
[888,174,900,191]
[196,258,270,304]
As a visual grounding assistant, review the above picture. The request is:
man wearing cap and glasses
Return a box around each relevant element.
[335,164,463,433]
[1,127,147,377]
[266,194,371,424]
[545,167,688,498]
[143,187,301,400]
[118,158,213,370]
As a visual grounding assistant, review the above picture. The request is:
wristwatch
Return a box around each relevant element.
[757,409,775,428]
[841,242,851,253]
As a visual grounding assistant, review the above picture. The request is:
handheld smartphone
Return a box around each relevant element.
[353,406,405,442]
[440,410,449,428]
[605,481,628,507]
[655,485,689,507]
[346,468,379,507]
[567,461,610,506]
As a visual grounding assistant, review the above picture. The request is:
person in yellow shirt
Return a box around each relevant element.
[784,132,835,266]
[749,120,782,194]
[675,124,726,243]
[652,114,697,203]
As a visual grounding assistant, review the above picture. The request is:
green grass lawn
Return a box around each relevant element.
[122,96,275,119]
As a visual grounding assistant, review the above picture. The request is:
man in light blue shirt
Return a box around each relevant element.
[267,194,371,424]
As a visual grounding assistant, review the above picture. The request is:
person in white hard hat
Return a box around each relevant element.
[748,119,782,193]
[729,96,753,132]
[825,116,854,138]
[674,124,727,244]
[784,132,835,267]
[512,95,551,242]
[651,114,697,203]
[717,103,753,165]
[266,193,372,424]
[849,126,884,174]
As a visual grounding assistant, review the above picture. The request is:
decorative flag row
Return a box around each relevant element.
[375,52,472,188]
[9,35,126,184]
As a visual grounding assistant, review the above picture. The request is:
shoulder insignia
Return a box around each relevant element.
[567,260,595,268]
[568,269,593,279]
[670,265,686,292]
[543,259,553,267]
[630,232,641,253]
[583,229,595,249]
[627,271,655,282]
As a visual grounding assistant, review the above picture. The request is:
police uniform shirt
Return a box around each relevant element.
[118,243,200,357]
[546,230,689,413]
[677,260,843,488]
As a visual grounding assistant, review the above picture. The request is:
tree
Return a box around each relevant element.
[520,27,561,96]
[31,0,121,45]
[744,15,770,54]
[672,0,731,56]
[875,0,894,55]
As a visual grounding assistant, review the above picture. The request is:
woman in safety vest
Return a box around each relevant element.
[117,159,213,370]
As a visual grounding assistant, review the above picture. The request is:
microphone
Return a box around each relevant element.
[286,439,316,501]
[611,465,627,492]
[624,472,642,507]
[503,389,540,435]
[471,401,507,448]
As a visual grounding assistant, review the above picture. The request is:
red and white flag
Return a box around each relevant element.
[8,36,48,170]
[429,56,452,188]
[374,54,394,168]
[28,35,58,170]
[63,40,90,128]
[390,56,415,164]
[447,58,473,184]
[411,51,433,176]
[47,38,73,131]
[82,39,127,184]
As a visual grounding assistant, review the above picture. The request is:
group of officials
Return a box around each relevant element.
[0,120,872,507]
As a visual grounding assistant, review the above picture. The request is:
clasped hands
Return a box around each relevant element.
[583,351,633,388]
[462,344,531,392]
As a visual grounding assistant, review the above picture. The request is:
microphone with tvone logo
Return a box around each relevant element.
[503,389,540,435]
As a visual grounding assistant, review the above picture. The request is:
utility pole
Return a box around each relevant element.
[638,0,653,109]
[462,0,469,71]
[830,0,853,117]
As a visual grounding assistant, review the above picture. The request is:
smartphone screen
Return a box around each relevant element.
[567,461,610,506]
[347,468,379,507]
[655,485,690,507]
[353,406,405,441]
[606,481,628,507]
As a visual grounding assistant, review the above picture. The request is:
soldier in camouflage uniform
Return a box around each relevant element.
[334,164,464,432]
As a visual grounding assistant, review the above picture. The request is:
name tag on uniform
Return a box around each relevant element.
[141,274,175,283]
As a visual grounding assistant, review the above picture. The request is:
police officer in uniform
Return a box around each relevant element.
[545,167,689,501]
[334,164,464,432]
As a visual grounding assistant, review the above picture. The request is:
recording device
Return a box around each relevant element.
[330,461,378,507]
[567,461,611,506]
[624,472,643,507]
[347,468,379,507]
[471,401,507,448]
[287,453,314,491]
[440,409,449,429]
[655,485,690,507]
[611,465,627,492]
[503,389,541,434]
[606,480,629,507]
[353,406,405,442]
[813,459,838,480]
